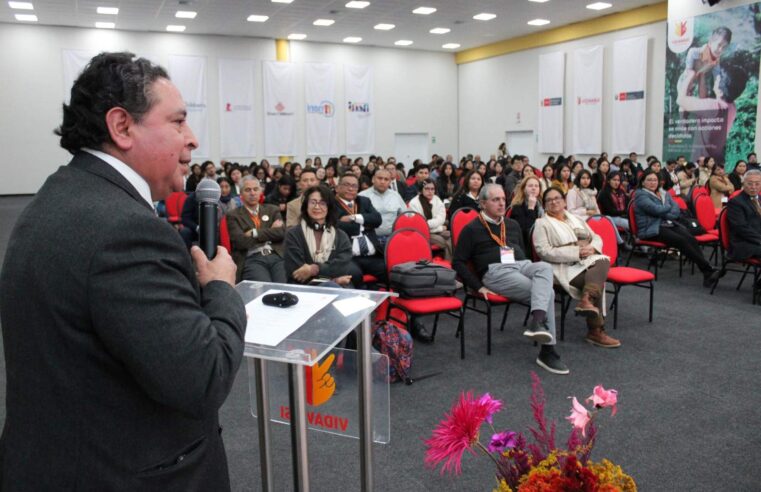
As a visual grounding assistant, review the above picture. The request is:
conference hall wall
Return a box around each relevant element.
[0,24,457,195]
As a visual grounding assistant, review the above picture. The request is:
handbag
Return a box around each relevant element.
[389,260,457,298]
[675,209,706,236]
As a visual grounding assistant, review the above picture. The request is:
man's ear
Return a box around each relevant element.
[105,107,134,151]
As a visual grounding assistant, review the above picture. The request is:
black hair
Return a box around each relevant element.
[542,186,566,205]
[300,185,337,228]
[300,167,317,179]
[715,62,748,103]
[638,168,661,188]
[573,169,594,189]
[711,26,732,44]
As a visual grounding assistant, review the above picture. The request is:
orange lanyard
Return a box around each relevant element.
[478,214,506,248]
[337,199,357,216]
[246,208,261,229]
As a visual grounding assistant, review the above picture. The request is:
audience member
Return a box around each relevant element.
[186,163,202,192]
[552,163,574,194]
[217,177,240,215]
[677,162,698,199]
[324,161,339,190]
[729,160,747,191]
[264,174,294,221]
[540,164,554,193]
[592,159,609,192]
[510,175,544,248]
[664,160,680,193]
[408,178,452,260]
[698,157,715,186]
[498,155,524,198]
[708,163,735,213]
[403,163,430,201]
[449,170,484,219]
[385,162,408,196]
[286,168,320,228]
[597,171,631,234]
[202,160,216,180]
[358,168,406,244]
[567,170,600,219]
[436,161,458,201]
[726,169,761,263]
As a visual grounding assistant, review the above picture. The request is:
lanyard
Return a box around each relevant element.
[246,208,261,228]
[478,214,506,248]
[337,199,357,216]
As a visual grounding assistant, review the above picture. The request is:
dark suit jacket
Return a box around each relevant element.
[727,192,761,260]
[0,152,246,491]
[283,225,353,282]
[334,195,382,253]
[226,203,285,282]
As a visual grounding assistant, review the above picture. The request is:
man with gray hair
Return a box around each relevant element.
[227,175,286,283]
[452,183,568,374]
[726,169,761,292]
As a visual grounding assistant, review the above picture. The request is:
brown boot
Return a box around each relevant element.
[574,285,601,319]
[585,316,621,348]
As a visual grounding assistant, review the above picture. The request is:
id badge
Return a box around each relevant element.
[500,247,515,264]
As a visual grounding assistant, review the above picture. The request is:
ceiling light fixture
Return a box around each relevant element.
[8,2,33,9]
[528,0,550,3]
[429,27,450,34]
[247,15,269,22]
[527,18,550,26]
[166,25,186,32]
[394,39,413,46]
[176,11,197,19]
[271,0,293,3]
[586,2,612,10]
[95,21,115,29]
[343,36,362,43]
[374,23,395,30]
[412,6,436,15]
[442,43,460,49]
[473,13,496,21]
[287,33,307,40]
[96,7,118,15]
[313,18,335,26]
[345,1,370,8]
[14,13,37,21]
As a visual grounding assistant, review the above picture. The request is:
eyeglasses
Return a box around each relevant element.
[340,182,359,190]
[487,197,506,203]
[308,199,328,208]
[545,196,564,204]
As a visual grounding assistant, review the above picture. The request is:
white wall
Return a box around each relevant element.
[458,22,667,165]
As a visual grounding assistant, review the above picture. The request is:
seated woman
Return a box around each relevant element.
[217,177,241,215]
[540,164,554,193]
[592,159,610,192]
[283,185,355,287]
[597,171,631,234]
[708,163,735,213]
[676,162,698,199]
[448,170,484,219]
[510,175,544,247]
[436,161,458,201]
[532,187,620,348]
[551,163,574,194]
[633,169,720,287]
[408,179,452,260]
[566,170,600,220]
[728,160,746,191]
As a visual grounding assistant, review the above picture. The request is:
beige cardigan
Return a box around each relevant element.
[532,211,608,301]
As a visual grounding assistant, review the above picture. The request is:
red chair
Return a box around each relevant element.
[450,208,512,355]
[710,209,761,304]
[587,216,654,330]
[451,208,480,246]
[730,190,742,200]
[392,211,448,265]
[693,194,720,265]
[673,196,688,211]
[165,192,188,226]
[625,203,676,279]
[219,215,232,253]
[385,229,466,357]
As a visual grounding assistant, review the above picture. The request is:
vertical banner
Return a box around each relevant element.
[168,55,209,158]
[304,63,339,156]
[62,50,97,104]
[663,3,761,171]
[345,65,374,155]
[612,36,648,154]
[263,61,297,157]
[537,52,565,154]
[218,59,256,158]
[572,45,604,155]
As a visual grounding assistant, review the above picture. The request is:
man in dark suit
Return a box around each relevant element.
[727,169,761,261]
[334,172,386,286]
[227,175,286,283]
[385,161,407,196]
[0,52,246,491]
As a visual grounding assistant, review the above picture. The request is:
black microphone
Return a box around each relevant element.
[196,178,221,259]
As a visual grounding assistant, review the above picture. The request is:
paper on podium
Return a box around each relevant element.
[332,296,376,317]
[244,290,338,346]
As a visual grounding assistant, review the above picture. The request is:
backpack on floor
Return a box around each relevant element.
[372,319,413,385]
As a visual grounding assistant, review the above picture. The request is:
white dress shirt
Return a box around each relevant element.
[83,148,154,210]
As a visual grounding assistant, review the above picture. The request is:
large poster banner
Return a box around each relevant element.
[305,63,340,156]
[572,46,604,154]
[537,52,565,153]
[345,65,374,155]
[218,59,256,158]
[263,61,297,156]
[169,55,209,158]
[663,3,761,171]
[611,36,648,154]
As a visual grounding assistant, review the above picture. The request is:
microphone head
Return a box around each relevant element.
[196,178,221,203]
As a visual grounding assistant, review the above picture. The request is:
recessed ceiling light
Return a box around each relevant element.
[587,2,612,10]
[395,39,413,46]
[287,33,307,40]
[374,23,395,30]
[8,2,33,9]
[429,27,450,34]
[528,0,550,3]
[14,13,37,21]
[176,11,197,19]
[345,1,370,8]
[343,36,362,43]
[247,15,269,22]
[313,18,335,26]
[271,0,293,3]
[412,6,436,15]
[95,21,115,29]
[166,25,186,32]
[442,43,460,49]
[96,7,118,15]
[527,18,550,26]
[473,13,496,21]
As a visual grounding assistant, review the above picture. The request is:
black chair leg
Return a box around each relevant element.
[486,302,492,356]
[648,282,654,322]
[499,304,510,332]
[458,306,466,360]
[612,285,621,330]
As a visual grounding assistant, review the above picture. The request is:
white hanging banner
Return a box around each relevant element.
[305,63,340,156]
[537,51,565,154]
[218,58,256,158]
[611,37,648,154]
[263,61,297,156]
[168,55,209,158]
[345,64,374,155]
[572,45,603,155]
[62,50,97,104]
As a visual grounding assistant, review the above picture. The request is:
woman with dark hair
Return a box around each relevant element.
[634,169,719,287]
[676,162,698,199]
[448,170,483,219]
[313,156,323,168]
[290,163,303,181]
[729,160,747,190]
[567,170,600,219]
[552,163,574,194]
[540,164,554,193]
[708,162,734,212]
[522,164,537,181]
[570,161,584,181]
[698,156,715,186]
[546,156,556,168]
[610,155,622,172]
[408,179,452,259]
[260,159,272,177]
[265,167,284,196]
[597,171,630,233]
[264,174,295,221]
[490,160,504,183]
[592,159,610,192]
[283,185,354,287]
[587,157,598,173]
[217,177,240,215]
[457,158,475,182]
[436,161,457,201]
[186,163,202,192]
[619,159,637,192]
[476,162,488,179]
[498,142,508,157]
[324,161,339,190]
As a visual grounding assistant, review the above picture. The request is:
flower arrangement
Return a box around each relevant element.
[424,373,636,491]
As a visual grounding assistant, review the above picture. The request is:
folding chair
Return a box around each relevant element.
[693,194,720,265]
[219,215,232,253]
[165,191,188,226]
[710,208,761,304]
[626,203,676,279]
[392,210,449,266]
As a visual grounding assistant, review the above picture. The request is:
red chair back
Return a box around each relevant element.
[451,208,479,248]
[384,228,432,276]
[668,188,677,197]
[627,203,640,237]
[219,215,232,253]
[694,194,717,231]
[393,211,430,240]
[505,207,513,218]
[586,216,618,265]
[718,208,731,251]
[692,186,709,203]
[730,190,742,199]
[165,192,188,223]
[673,196,688,211]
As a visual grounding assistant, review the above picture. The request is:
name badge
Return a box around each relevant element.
[500,247,515,264]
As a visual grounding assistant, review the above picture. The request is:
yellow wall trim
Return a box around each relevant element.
[455,2,667,65]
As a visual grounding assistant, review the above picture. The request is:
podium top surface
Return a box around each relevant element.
[235,281,393,366]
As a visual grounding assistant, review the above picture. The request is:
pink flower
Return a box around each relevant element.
[424,391,502,475]
[587,385,618,416]
[566,397,591,436]
[487,431,518,453]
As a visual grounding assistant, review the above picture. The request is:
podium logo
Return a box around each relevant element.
[305,353,336,407]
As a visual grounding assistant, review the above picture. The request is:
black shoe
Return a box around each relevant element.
[523,319,554,344]
[536,348,569,375]
[703,268,722,288]
[411,320,434,344]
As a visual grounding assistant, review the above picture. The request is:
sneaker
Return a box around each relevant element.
[523,319,554,344]
[536,349,569,375]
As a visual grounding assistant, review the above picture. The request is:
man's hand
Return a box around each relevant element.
[292,264,314,283]
[339,215,354,223]
[333,275,352,286]
[478,286,497,300]
[272,219,284,228]
[191,246,237,287]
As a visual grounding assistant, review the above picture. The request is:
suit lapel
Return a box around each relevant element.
[69,152,155,213]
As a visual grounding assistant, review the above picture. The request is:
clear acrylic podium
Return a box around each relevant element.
[235,281,394,492]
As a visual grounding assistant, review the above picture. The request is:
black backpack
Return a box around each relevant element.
[389,260,457,298]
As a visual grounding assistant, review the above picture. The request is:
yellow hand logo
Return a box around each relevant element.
[305,353,336,407]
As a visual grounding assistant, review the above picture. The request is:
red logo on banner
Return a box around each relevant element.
[275,101,285,112]
[675,21,688,37]
[225,103,232,112]
[618,92,627,101]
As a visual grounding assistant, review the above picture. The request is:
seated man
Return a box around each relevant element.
[286,168,320,228]
[334,172,387,286]
[727,169,761,266]
[358,168,406,246]
[452,183,568,375]
[264,174,294,222]
[403,163,430,202]
[227,176,286,283]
